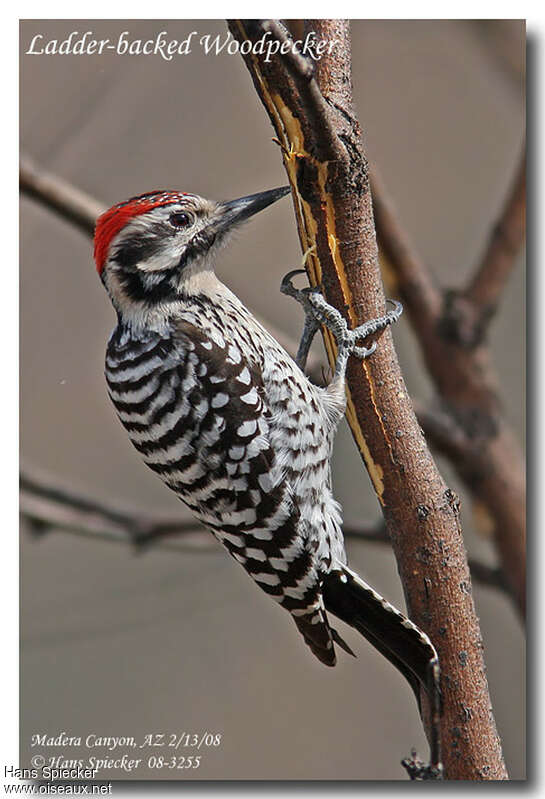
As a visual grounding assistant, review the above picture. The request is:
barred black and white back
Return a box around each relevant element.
[105,284,349,665]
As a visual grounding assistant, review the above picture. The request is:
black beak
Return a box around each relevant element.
[218,186,290,232]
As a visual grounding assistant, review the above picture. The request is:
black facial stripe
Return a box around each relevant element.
[113,235,161,269]
[112,221,177,270]
[118,268,178,305]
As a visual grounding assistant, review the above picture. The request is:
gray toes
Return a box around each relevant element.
[352,341,377,359]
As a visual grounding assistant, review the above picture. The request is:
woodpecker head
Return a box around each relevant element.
[94,186,290,319]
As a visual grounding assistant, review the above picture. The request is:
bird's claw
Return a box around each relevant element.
[352,341,377,360]
[280,269,403,378]
[401,749,444,781]
[280,270,321,301]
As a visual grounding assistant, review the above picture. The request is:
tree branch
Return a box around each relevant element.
[371,145,526,620]
[344,521,506,591]
[260,20,340,161]
[371,167,442,338]
[462,148,526,345]
[20,469,209,551]
[228,18,507,780]
[20,467,507,592]
[414,401,471,463]
[20,155,102,235]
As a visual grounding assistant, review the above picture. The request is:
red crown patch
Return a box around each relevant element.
[94,191,190,274]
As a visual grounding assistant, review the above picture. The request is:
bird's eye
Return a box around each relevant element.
[169,211,191,228]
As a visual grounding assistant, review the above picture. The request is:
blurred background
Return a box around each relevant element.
[20,20,525,780]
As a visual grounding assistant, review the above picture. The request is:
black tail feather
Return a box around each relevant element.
[323,566,439,697]
[292,612,337,666]
[331,627,357,658]
[322,565,442,775]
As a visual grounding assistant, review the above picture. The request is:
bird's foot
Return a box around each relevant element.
[401,749,444,781]
[280,269,403,377]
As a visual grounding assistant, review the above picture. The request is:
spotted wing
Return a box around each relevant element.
[106,318,337,664]
[169,320,339,665]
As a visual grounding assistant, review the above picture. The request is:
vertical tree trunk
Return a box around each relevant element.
[229,18,508,780]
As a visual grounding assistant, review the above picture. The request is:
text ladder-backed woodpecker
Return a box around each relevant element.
[94,186,442,777]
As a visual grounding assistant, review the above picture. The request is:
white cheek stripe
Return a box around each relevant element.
[138,250,179,273]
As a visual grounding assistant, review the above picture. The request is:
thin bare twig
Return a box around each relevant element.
[462,149,526,345]
[413,402,471,463]
[21,467,506,592]
[20,470,209,551]
[20,155,102,235]
[371,167,442,336]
